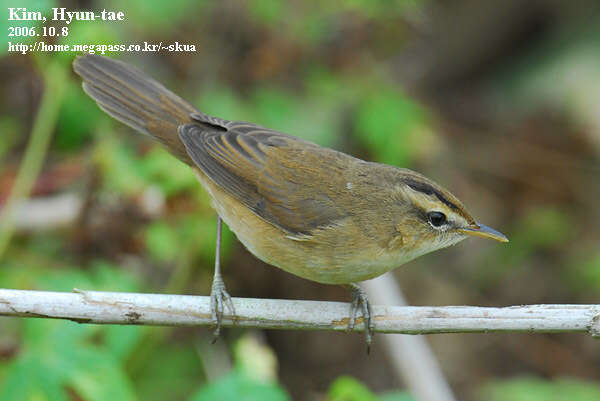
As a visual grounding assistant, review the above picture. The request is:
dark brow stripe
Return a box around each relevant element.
[402,178,461,212]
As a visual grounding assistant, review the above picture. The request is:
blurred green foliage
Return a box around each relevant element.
[481,377,600,401]
[328,376,414,401]
[191,334,290,401]
[355,87,429,166]
[94,136,198,197]
[144,214,234,265]
[471,206,574,288]
[190,372,289,401]
[0,262,143,401]
[566,251,600,294]
[196,84,344,148]
[0,117,20,161]
[107,0,206,33]
[54,81,103,151]
[0,58,68,259]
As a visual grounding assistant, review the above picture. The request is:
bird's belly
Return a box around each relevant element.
[193,169,407,284]
[230,218,404,284]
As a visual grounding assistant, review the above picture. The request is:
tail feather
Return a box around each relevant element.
[73,54,197,164]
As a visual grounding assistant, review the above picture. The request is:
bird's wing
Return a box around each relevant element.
[178,112,348,236]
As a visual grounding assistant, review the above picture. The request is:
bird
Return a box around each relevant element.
[73,54,508,347]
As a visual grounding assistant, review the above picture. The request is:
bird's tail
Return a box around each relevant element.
[73,54,196,164]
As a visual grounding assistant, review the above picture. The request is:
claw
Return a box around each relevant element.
[347,283,374,353]
[210,276,235,343]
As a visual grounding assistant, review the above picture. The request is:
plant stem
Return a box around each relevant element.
[0,59,68,260]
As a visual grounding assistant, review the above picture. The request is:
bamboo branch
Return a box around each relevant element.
[1,289,599,336]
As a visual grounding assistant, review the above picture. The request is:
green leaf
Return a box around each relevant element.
[0,354,69,401]
[197,84,341,148]
[23,318,88,351]
[102,325,146,363]
[63,347,137,401]
[328,376,378,401]
[247,0,285,25]
[354,89,429,166]
[144,214,234,265]
[188,371,289,401]
[55,81,102,150]
[252,87,338,147]
[196,86,252,123]
[134,343,205,401]
[0,259,144,398]
[1,320,139,401]
[138,147,197,196]
[480,376,600,401]
[95,131,196,198]
[61,19,119,48]
[252,87,298,130]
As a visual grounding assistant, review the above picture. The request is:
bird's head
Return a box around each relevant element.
[390,170,508,259]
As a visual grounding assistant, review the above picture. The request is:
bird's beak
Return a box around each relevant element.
[458,222,508,242]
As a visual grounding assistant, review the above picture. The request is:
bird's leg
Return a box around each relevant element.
[345,283,375,351]
[210,216,235,342]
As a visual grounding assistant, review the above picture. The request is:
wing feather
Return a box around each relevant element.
[178,115,348,235]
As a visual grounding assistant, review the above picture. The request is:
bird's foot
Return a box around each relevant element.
[347,283,375,353]
[210,275,235,343]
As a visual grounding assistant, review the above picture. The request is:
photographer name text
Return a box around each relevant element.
[9,7,125,24]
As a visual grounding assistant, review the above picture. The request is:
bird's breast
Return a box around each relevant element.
[193,168,419,284]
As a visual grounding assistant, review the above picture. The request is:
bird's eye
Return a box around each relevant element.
[427,211,447,227]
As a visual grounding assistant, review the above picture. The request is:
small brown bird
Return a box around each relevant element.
[73,54,507,346]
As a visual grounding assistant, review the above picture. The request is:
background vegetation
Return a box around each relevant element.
[1,1,600,400]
